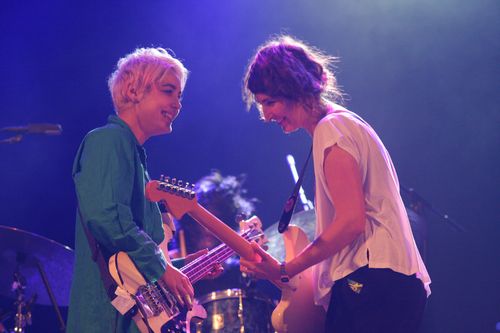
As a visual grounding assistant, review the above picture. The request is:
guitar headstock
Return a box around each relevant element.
[145,176,198,220]
[239,216,268,247]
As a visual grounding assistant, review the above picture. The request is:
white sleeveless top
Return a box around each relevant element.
[311,105,431,310]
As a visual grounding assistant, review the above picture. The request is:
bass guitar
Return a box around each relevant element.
[108,214,264,333]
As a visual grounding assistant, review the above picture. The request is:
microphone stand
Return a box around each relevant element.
[0,123,62,144]
[0,135,23,144]
[35,260,66,332]
[401,186,466,232]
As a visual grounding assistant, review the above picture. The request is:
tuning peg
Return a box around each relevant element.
[164,176,171,183]
[160,174,164,181]
[177,180,183,187]
[184,182,190,188]
[171,178,177,185]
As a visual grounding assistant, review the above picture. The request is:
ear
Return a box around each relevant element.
[125,83,144,104]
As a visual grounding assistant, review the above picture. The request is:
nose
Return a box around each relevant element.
[172,96,182,110]
[260,107,272,122]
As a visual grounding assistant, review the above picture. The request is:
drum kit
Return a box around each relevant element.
[0,225,73,332]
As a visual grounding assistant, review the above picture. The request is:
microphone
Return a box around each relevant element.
[0,123,62,135]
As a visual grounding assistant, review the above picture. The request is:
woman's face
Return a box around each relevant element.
[133,70,183,140]
[255,93,307,134]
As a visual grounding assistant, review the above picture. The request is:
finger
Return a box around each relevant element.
[186,248,208,262]
[209,264,224,275]
[185,294,193,310]
[174,293,185,306]
[195,248,209,257]
[183,279,194,297]
[250,242,266,262]
[251,241,268,256]
[240,261,256,272]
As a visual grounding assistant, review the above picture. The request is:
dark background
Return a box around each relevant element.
[1,0,499,332]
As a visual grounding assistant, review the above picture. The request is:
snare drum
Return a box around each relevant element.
[191,288,275,333]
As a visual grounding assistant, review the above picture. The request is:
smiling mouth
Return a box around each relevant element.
[161,111,173,121]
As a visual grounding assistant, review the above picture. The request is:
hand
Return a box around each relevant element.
[160,262,194,309]
[184,249,224,280]
[204,263,224,280]
[184,249,209,264]
[240,241,281,281]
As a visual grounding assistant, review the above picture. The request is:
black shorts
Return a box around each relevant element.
[325,266,427,333]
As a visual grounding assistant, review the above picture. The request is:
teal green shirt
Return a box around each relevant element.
[67,115,166,333]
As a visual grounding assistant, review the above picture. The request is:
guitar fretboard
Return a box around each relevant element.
[180,228,258,284]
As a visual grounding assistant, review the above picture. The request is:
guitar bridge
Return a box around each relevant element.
[134,282,180,319]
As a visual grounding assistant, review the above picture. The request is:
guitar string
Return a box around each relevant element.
[183,232,259,283]
[182,230,261,283]
[180,228,254,272]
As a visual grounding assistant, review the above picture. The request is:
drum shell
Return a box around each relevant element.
[192,288,275,333]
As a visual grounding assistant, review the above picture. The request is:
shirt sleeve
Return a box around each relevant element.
[313,115,361,170]
[73,129,167,282]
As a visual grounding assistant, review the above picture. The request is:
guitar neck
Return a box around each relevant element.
[188,204,255,261]
[181,229,254,284]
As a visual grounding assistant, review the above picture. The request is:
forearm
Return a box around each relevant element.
[286,216,364,278]
[78,194,167,281]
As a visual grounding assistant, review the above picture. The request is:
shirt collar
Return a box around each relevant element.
[107,115,148,167]
[107,115,141,146]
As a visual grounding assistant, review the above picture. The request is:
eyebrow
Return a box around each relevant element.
[160,83,178,90]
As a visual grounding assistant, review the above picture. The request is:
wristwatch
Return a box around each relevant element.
[280,262,290,283]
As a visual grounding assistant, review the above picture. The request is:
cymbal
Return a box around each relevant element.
[0,225,74,306]
[263,209,317,262]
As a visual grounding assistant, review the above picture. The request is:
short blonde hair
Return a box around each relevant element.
[108,47,189,112]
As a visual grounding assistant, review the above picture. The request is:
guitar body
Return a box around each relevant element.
[271,225,326,333]
[108,252,178,333]
[107,220,264,333]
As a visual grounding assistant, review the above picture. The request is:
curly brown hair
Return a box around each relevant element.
[243,35,343,118]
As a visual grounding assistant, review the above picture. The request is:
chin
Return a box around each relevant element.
[163,125,173,134]
[282,126,298,134]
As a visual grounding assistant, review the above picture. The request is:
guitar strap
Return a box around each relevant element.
[77,205,118,301]
[278,146,313,233]
[78,206,158,333]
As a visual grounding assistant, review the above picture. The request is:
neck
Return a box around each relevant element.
[118,110,147,145]
[304,102,332,137]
